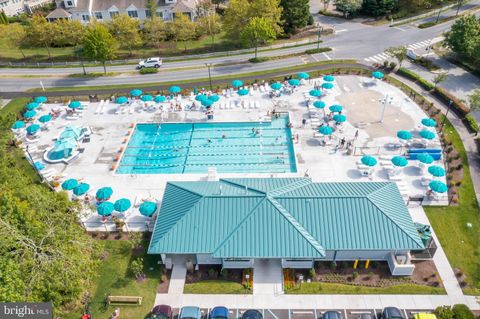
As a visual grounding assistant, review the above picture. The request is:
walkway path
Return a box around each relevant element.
[167,256,188,294]
[390,73,480,204]
[253,259,284,296]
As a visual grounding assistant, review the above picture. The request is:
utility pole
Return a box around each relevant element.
[379,94,393,123]
[205,63,213,91]
[316,24,323,50]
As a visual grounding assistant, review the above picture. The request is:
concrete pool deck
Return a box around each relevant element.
[20,75,447,231]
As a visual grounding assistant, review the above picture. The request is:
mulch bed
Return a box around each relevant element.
[185,265,243,284]
[157,269,171,294]
[290,260,442,288]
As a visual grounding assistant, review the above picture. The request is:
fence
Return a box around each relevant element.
[81,220,155,232]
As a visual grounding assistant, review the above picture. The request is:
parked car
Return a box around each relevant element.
[137,57,162,69]
[322,311,344,319]
[180,306,202,319]
[210,307,229,319]
[383,307,405,319]
[241,310,263,319]
[149,305,172,319]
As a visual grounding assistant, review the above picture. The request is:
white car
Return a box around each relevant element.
[137,57,162,69]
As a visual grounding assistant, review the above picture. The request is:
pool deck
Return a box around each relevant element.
[19,75,447,231]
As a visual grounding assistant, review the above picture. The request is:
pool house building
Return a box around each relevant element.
[148,178,426,275]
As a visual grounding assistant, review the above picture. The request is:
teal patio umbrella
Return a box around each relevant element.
[154,95,166,103]
[372,71,384,79]
[238,89,249,96]
[169,86,181,94]
[232,79,243,88]
[61,178,78,191]
[421,118,437,127]
[361,155,377,167]
[323,75,335,82]
[297,72,310,79]
[333,114,346,123]
[12,121,25,129]
[34,96,47,103]
[329,104,342,113]
[271,82,282,90]
[116,96,128,104]
[391,156,408,167]
[130,89,143,97]
[141,94,153,102]
[96,187,113,200]
[195,94,207,101]
[429,180,447,193]
[23,110,37,119]
[139,201,157,217]
[114,198,132,212]
[73,183,90,196]
[322,82,334,89]
[418,153,434,164]
[420,129,435,140]
[288,79,300,86]
[202,99,213,107]
[25,102,39,110]
[397,130,412,140]
[313,101,326,109]
[318,126,333,135]
[26,124,41,134]
[309,89,322,97]
[39,114,52,123]
[209,95,220,102]
[68,101,81,109]
[97,202,114,216]
[34,161,45,171]
[428,165,445,177]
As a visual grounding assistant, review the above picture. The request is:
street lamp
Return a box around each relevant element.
[379,94,394,123]
[316,24,323,50]
[440,100,453,132]
[205,63,213,91]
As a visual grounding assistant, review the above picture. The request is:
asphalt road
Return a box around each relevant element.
[0,2,479,92]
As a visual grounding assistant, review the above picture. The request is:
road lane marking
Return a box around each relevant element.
[393,26,406,31]
[322,52,331,60]
[336,29,348,33]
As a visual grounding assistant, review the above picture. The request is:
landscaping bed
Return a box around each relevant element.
[184,266,252,294]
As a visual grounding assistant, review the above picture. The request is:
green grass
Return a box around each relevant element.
[184,280,251,294]
[285,282,446,295]
[65,240,162,319]
[424,118,480,295]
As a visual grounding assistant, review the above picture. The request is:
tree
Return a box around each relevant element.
[361,0,398,17]
[386,45,407,67]
[322,0,331,10]
[0,11,8,24]
[146,0,158,20]
[444,15,480,69]
[223,0,282,44]
[25,15,55,59]
[170,14,197,52]
[130,257,145,280]
[468,88,480,111]
[434,306,454,319]
[240,17,276,58]
[0,23,27,59]
[280,0,311,34]
[82,23,117,74]
[198,12,222,48]
[143,17,168,52]
[108,14,142,55]
[52,19,84,47]
[433,72,448,87]
[335,0,363,17]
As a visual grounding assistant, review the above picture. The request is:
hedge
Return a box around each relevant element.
[305,47,332,54]
[396,68,435,91]
[433,86,470,115]
[139,67,158,74]
[464,114,479,133]
[418,21,436,28]
[248,57,270,63]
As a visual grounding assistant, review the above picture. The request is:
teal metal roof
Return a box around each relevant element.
[148,178,424,257]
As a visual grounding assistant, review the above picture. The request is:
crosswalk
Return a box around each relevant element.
[363,39,433,63]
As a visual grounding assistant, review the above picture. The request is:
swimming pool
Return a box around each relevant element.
[116,115,297,174]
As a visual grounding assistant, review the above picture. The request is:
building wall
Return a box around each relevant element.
[1,0,25,16]
[196,253,222,265]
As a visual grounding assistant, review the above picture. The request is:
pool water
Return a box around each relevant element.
[116,115,297,174]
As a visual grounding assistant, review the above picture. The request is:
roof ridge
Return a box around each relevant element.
[168,181,206,197]
[212,197,268,255]
[267,196,326,257]
[367,183,424,248]
[219,179,267,195]
[267,178,312,197]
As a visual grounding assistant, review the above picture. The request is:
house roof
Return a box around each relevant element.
[46,8,72,19]
[148,178,424,258]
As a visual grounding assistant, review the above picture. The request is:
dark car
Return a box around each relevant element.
[210,307,229,319]
[322,311,344,319]
[383,307,405,319]
[149,305,172,319]
[241,310,263,319]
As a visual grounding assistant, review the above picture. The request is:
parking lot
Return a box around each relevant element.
[168,308,435,319]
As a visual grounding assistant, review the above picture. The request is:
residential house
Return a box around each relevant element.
[1,0,53,16]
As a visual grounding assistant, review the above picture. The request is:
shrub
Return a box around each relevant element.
[396,68,435,90]
[464,114,479,133]
[248,57,270,63]
[389,62,397,69]
[384,60,389,68]
[352,271,359,279]
[139,67,158,74]
[418,21,436,28]
[452,304,475,319]
[433,87,470,115]
[309,268,316,279]
[220,268,229,278]
[208,268,217,278]
[305,47,332,54]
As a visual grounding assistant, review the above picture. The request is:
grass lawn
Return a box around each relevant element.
[64,240,163,319]
[184,280,252,294]
[424,119,480,295]
[286,282,446,295]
